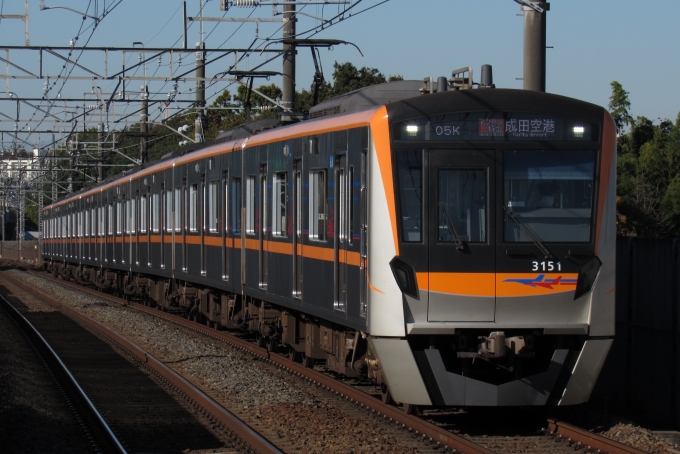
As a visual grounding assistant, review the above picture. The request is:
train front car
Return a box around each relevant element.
[366,89,616,407]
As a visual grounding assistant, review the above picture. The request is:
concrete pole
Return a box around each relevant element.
[282,0,296,112]
[522,2,549,92]
[141,86,148,163]
[195,43,205,142]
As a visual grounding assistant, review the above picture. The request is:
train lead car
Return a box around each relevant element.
[43,65,616,407]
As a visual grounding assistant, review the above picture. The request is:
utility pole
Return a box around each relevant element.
[282,0,296,112]
[141,86,148,163]
[194,43,205,143]
[521,2,549,92]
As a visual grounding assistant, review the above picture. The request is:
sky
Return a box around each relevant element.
[0,0,678,148]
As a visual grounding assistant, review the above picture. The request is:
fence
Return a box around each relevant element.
[594,237,680,426]
[0,240,40,263]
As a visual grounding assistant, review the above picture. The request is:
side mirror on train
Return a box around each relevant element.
[389,256,419,300]
[574,256,602,300]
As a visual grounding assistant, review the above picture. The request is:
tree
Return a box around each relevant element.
[609,81,633,135]
[612,81,680,237]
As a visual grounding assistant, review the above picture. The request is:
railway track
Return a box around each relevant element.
[10,262,651,454]
[0,268,281,454]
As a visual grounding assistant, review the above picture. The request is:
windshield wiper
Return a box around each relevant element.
[502,205,553,259]
[438,202,465,251]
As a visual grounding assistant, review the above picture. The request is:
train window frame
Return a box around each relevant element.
[84,208,89,237]
[232,178,242,234]
[165,189,173,232]
[140,194,148,233]
[116,201,123,235]
[131,197,137,234]
[246,176,255,235]
[108,204,114,235]
[272,172,287,237]
[208,181,219,233]
[309,169,327,241]
[124,198,131,234]
[98,206,105,237]
[395,149,423,243]
[151,192,160,233]
[174,187,182,232]
[189,184,198,232]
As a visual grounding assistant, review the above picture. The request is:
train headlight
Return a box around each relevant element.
[573,126,585,138]
[389,256,419,300]
[574,256,602,300]
[406,125,419,136]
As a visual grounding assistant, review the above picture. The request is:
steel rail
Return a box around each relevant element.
[3,271,282,454]
[547,419,648,454]
[28,269,493,454]
[0,292,127,454]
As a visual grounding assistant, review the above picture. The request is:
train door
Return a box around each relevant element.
[359,149,368,318]
[334,155,348,312]
[258,164,268,290]
[426,149,496,322]
[200,174,206,276]
[292,160,302,298]
[221,170,229,281]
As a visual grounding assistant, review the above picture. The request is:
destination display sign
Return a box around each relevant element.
[394,112,596,142]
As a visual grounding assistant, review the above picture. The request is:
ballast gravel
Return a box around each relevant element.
[6,270,424,454]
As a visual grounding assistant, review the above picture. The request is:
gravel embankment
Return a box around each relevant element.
[6,270,427,453]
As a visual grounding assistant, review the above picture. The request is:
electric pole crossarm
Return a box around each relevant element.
[0,55,37,77]
[45,49,103,78]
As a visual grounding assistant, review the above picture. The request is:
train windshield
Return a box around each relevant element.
[503,150,595,243]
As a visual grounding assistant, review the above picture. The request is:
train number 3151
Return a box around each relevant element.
[532,261,562,271]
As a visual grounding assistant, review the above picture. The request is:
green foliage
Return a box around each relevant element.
[609,81,633,135]
[614,81,680,237]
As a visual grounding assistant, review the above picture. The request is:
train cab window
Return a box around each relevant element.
[503,150,595,243]
[437,169,487,243]
[273,172,287,237]
[396,150,423,242]
[174,187,182,232]
[208,182,218,233]
[309,170,327,241]
[246,176,255,234]
[189,184,198,232]
[151,193,160,233]
[140,195,148,233]
[232,178,242,234]
[165,190,173,232]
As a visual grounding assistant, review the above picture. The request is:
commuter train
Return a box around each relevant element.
[42,70,616,407]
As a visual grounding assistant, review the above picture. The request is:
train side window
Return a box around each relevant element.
[273,172,287,237]
[116,201,123,234]
[99,207,104,236]
[131,197,137,234]
[395,150,423,242]
[246,176,255,234]
[309,169,327,241]
[349,166,355,245]
[78,211,83,238]
[151,193,160,233]
[140,195,148,233]
[84,209,89,237]
[190,184,198,232]
[208,181,218,233]
[108,204,114,235]
[232,178,241,234]
[165,189,173,232]
[174,187,182,232]
[124,199,130,234]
